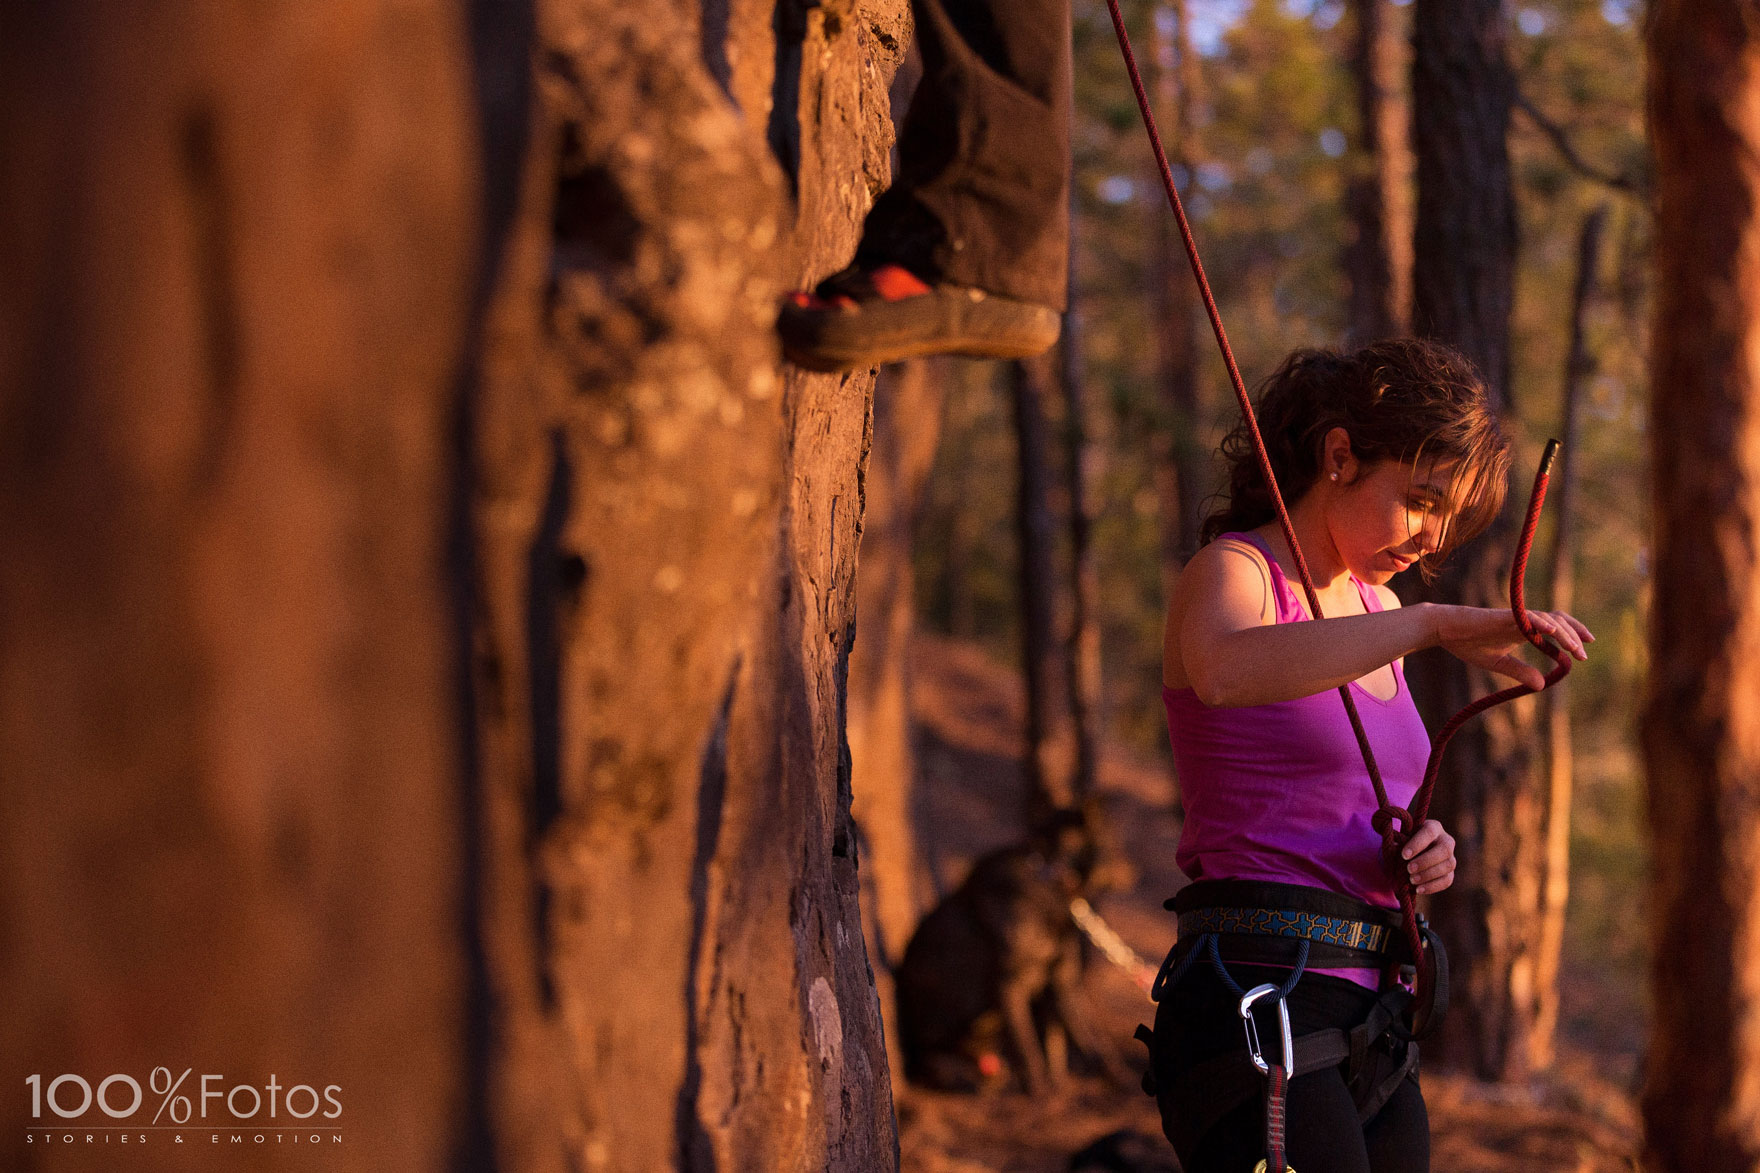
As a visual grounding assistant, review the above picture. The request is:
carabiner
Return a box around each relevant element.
[1238,983,1294,1078]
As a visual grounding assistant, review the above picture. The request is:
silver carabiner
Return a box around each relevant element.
[1238,983,1294,1078]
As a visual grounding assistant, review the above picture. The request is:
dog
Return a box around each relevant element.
[895,795,1137,1093]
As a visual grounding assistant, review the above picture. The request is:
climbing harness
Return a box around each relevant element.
[1100,1,1575,1165]
[1135,882,1431,1167]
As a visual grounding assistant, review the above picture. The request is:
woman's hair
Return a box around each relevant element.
[1198,338,1512,580]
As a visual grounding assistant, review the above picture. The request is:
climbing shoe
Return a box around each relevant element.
[777,264,1062,372]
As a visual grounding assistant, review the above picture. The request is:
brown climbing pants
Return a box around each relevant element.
[855,0,1073,310]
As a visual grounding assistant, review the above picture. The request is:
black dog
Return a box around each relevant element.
[895,796,1136,1093]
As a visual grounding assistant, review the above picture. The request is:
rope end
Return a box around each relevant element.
[1539,438,1560,477]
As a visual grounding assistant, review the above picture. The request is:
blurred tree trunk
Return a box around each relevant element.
[1412,0,1516,393]
[1148,0,1210,585]
[0,4,485,1169]
[944,478,980,639]
[849,358,943,1091]
[1063,219,1105,801]
[849,359,944,970]
[943,369,982,641]
[1012,353,1080,810]
[1345,0,1413,344]
[1408,0,1536,1081]
[1530,205,1602,1069]
[1642,6,1760,1165]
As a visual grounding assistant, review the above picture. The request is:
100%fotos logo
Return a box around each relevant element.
[27,1068,342,1123]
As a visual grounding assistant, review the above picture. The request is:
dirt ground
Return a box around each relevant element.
[890,633,1641,1172]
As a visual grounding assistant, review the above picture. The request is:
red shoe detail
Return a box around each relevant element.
[786,289,858,311]
[868,264,932,301]
[785,265,929,313]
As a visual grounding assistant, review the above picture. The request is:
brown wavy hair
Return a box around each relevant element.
[1199,338,1512,582]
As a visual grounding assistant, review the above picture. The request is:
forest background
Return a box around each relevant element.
[872,2,1654,1162]
[904,0,1649,1088]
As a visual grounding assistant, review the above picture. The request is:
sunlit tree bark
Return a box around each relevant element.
[1642,4,1760,1165]
[464,0,911,1162]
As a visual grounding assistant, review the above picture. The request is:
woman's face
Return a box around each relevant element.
[1328,454,1457,584]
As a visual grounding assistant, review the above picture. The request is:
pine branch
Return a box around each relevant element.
[1511,88,1646,197]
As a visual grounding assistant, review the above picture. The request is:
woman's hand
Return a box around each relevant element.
[1402,820,1457,896]
[1430,604,1594,690]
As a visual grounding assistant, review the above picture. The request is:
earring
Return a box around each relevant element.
[1329,472,1338,481]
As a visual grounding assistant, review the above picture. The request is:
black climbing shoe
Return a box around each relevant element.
[777,264,1062,372]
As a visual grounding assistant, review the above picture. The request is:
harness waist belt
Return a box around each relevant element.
[1177,906,1393,954]
[1166,879,1407,966]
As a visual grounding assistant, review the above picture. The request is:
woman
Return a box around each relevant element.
[1146,340,1593,1172]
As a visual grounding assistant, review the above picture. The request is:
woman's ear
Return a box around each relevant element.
[1322,426,1358,484]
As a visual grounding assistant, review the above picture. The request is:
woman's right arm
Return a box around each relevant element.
[1169,540,1590,708]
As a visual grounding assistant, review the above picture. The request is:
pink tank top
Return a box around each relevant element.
[1163,530,1431,987]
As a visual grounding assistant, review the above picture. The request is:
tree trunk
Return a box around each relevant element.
[464,0,911,1163]
[1530,205,1603,1070]
[1148,0,1211,586]
[1345,0,1414,344]
[1012,353,1080,811]
[1063,218,1106,801]
[1642,6,1760,1166]
[1412,0,1517,394]
[848,358,943,1094]
[941,368,983,641]
[849,357,944,974]
[847,47,935,1093]
[1409,0,1536,1080]
[0,5,482,1169]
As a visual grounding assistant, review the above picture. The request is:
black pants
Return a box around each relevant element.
[1149,962,1430,1173]
[857,0,1072,309]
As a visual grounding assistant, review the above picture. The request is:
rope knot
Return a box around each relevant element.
[1371,805,1412,844]
[1373,805,1415,886]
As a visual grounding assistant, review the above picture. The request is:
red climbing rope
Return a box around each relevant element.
[1410,442,1574,826]
[1102,0,1572,1027]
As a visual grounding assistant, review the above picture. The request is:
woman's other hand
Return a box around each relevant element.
[1402,820,1457,895]
[1430,603,1594,690]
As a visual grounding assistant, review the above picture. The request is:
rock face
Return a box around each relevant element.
[466,0,911,1168]
[0,0,909,1167]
